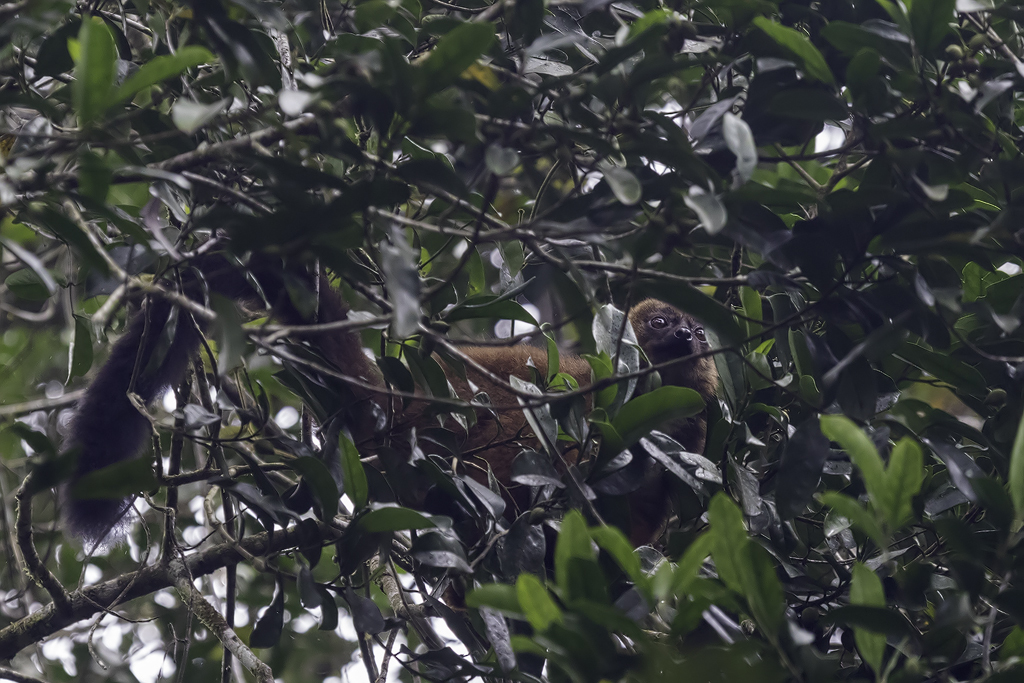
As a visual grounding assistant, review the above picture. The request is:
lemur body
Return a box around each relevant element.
[62,257,716,546]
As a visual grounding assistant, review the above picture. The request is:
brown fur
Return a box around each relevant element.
[391,299,719,544]
[66,252,717,548]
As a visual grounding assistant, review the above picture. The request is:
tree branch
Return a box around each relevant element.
[166,556,273,683]
[0,523,341,660]
[0,390,84,419]
[14,475,72,615]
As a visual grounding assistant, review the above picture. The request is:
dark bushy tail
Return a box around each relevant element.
[60,255,382,546]
[61,298,202,545]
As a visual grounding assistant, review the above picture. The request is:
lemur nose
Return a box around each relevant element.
[674,327,693,341]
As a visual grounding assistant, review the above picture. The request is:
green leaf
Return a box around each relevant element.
[683,186,727,234]
[894,342,988,395]
[172,98,230,134]
[738,286,763,335]
[288,456,339,521]
[752,18,836,84]
[611,386,706,449]
[68,315,93,381]
[34,207,108,276]
[297,564,322,609]
[210,294,246,374]
[909,0,955,55]
[485,145,520,175]
[819,491,887,547]
[850,563,886,675]
[544,331,560,382]
[603,166,642,206]
[316,586,339,631]
[707,494,783,639]
[880,437,923,530]
[354,0,397,31]
[35,20,82,77]
[418,22,496,93]
[4,269,51,301]
[554,510,594,596]
[1009,411,1024,520]
[767,87,848,121]
[466,583,522,615]
[820,415,885,506]
[410,531,471,572]
[672,532,713,594]
[590,525,648,596]
[71,457,158,500]
[249,578,285,648]
[340,433,369,510]
[516,573,563,631]
[358,506,436,532]
[744,542,785,639]
[707,493,748,593]
[445,295,539,326]
[826,605,914,637]
[73,17,117,125]
[583,352,619,408]
[722,112,757,183]
[114,45,215,104]
[0,236,60,301]
[78,150,111,203]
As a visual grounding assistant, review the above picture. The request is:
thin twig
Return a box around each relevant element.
[14,473,72,614]
[0,389,84,418]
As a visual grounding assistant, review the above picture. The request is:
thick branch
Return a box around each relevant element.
[0,523,340,660]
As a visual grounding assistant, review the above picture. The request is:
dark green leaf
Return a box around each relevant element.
[340,432,369,510]
[820,415,885,507]
[297,565,322,609]
[909,0,956,55]
[611,386,705,450]
[418,22,496,93]
[849,563,887,674]
[5,269,51,301]
[249,578,285,648]
[554,510,595,597]
[114,45,215,104]
[466,583,522,615]
[316,586,339,631]
[776,419,829,518]
[344,588,385,634]
[72,17,117,125]
[71,457,158,500]
[288,456,340,521]
[516,573,563,632]
[411,531,471,572]
[358,506,436,532]
[67,315,93,381]
[819,491,887,547]
[752,18,835,84]
[880,437,923,530]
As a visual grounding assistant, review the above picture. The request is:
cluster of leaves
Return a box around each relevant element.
[4,0,1024,682]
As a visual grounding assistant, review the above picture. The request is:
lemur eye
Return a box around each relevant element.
[694,328,706,341]
[650,317,668,329]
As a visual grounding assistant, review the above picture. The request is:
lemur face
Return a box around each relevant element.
[630,300,710,366]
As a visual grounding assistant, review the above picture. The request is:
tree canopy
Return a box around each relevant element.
[3,0,1024,681]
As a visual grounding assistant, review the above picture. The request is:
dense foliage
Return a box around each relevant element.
[4,1,1024,681]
